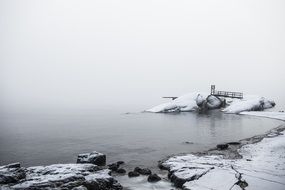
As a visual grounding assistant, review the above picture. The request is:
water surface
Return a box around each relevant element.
[0,109,282,170]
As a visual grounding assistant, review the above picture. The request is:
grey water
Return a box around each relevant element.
[0,109,283,171]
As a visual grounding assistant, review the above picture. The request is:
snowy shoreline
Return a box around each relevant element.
[159,120,285,190]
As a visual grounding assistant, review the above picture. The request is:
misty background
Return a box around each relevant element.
[1,0,285,113]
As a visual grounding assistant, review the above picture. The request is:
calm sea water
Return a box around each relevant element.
[0,109,283,170]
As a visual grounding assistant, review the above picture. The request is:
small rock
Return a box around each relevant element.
[217,144,229,150]
[128,171,140,177]
[77,151,106,166]
[173,178,187,188]
[117,161,125,166]
[134,167,151,175]
[227,142,241,145]
[116,168,126,174]
[147,174,161,182]
[108,163,119,171]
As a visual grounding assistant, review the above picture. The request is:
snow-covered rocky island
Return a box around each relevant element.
[146,92,276,114]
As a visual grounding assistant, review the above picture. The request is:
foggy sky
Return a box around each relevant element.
[1,0,285,112]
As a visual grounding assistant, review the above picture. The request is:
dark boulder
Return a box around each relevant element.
[116,168,126,174]
[147,174,161,182]
[117,161,125,166]
[128,171,140,177]
[108,163,119,171]
[77,151,106,166]
[217,144,229,150]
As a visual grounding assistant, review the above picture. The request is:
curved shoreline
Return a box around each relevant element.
[158,123,285,189]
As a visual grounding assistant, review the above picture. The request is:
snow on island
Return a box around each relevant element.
[159,126,285,190]
[146,92,276,114]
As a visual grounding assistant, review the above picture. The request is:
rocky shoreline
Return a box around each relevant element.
[158,124,285,190]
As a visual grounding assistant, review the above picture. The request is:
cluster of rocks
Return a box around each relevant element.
[0,151,122,190]
[107,161,126,174]
[1,151,165,190]
[127,167,161,183]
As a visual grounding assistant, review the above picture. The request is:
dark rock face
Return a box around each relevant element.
[77,151,106,166]
[0,163,26,184]
[128,171,140,177]
[147,174,161,183]
[0,163,122,190]
[217,144,229,150]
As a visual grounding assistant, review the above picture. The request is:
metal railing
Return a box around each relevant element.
[212,90,243,99]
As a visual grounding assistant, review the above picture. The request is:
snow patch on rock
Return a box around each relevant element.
[146,92,207,113]
[222,95,275,114]
[1,163,122,190]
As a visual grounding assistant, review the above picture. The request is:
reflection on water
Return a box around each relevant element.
[0,110,282,171]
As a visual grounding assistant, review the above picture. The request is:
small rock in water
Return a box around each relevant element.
[108,163,119,171]
[77,151,106,166]
[117,161,125,166]
[227,142,241,145]
[116,168,126,174]
[217,144,229,150]
[128,171,140,177]
[184,141,194,144]
[134,167,152,175]
[147,173,161,182]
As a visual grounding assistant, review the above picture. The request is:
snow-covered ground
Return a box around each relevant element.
[240,111,285,121]
[161,127,285,190]
[147,93,275,114]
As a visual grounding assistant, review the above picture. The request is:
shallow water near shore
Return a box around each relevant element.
[0,109,282,172]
